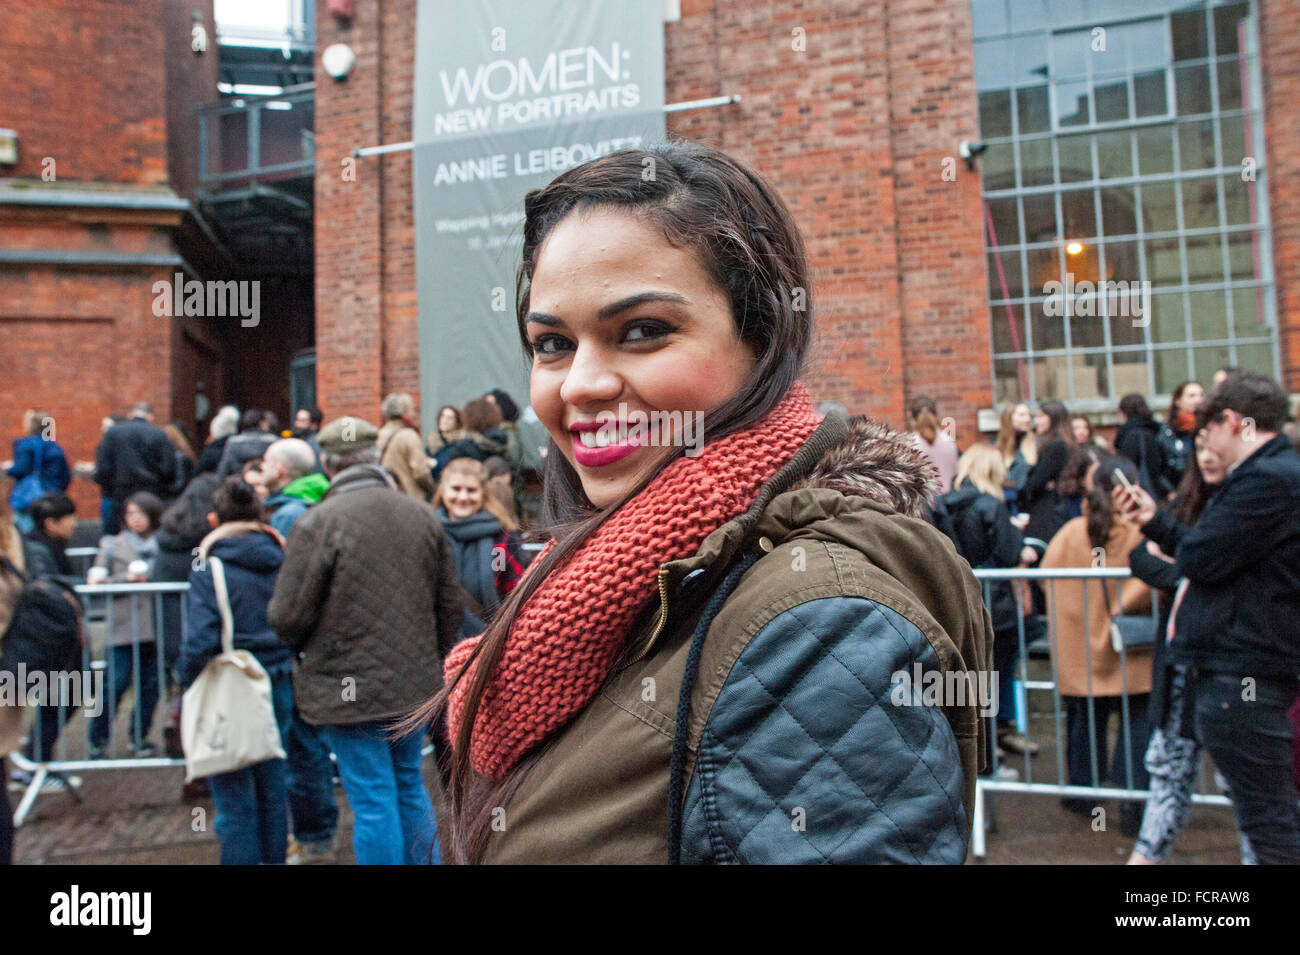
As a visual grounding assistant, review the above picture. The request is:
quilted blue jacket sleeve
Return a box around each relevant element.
[680,596,969,864]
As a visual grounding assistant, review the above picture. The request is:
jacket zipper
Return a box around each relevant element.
[629,565,672,663]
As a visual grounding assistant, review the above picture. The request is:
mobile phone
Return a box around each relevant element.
[1112,467,1135,492]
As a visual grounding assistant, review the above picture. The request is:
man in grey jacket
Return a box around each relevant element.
[268,416,464,865]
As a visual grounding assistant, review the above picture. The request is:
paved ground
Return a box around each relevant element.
[8,668,1244,865]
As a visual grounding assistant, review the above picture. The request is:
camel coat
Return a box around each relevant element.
[1041,510,1153,697]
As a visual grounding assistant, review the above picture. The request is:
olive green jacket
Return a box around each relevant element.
[479,412,993,864]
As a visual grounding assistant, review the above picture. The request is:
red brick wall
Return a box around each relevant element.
[313,0,993,442]
[0,0,199,518]
[313,0,1299,448]
[313,0,387,422]
[0,0,168,185]
[0,249,179,517]
[1260,0,1300,390]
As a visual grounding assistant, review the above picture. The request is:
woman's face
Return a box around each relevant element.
[1011,404,1032,433]
[1197,440,1226,484]
[124,502,150,536]
[526,207,758,509]
[445,473,485,520]
[438,408,458,432]
[1179,383,1204,414]
[1034,410,1051,436]
[1071,416,1091,444]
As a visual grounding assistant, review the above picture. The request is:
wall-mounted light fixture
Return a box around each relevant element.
[0,128,18,166]
[322,43,356,82]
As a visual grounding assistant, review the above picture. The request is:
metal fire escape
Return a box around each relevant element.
[196,3,315,276]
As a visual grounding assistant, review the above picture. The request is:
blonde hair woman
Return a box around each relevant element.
[996,403,1037,506]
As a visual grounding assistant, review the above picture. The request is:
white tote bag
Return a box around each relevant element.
[181,556,287,782]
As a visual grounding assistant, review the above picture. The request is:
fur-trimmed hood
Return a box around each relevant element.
[787,416,938,518]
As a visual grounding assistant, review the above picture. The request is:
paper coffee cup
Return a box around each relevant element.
[127,560,149,578]
[87,566,109,584]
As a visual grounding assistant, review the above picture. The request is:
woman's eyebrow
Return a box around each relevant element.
[526,291,690,328]
[597,291,689,320]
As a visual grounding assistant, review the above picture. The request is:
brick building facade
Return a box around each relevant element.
[316,0,995,440]
[3,1,1298,522]
[311,0,1300,446]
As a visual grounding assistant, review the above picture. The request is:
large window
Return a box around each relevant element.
[973,0,1278,408]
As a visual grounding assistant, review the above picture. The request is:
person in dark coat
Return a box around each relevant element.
[178,476,293,865]
[1126,433,1241,863]
[217,409,278,479]
[1021,399,1076,559]
[942,444,1039,760]
[195,405,239,476]
[11,493,81,772]
[152,473,220,765]
[1156,380,1203,495]
[267,417,464,865]
[7,409,72,534]
[94,403,176,535]
[1117,373,1300,864]
[21,493,78,584]
[1114,393,1169,498]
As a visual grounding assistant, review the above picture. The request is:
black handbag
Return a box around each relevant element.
[1103,579,1156,654]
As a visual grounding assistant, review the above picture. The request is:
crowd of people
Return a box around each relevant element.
[0,386,541,865]
[917,367,1300,864]
[0,140,1296,866]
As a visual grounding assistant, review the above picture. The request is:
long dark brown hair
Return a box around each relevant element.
[408,140,816,864]
[1086,455,1139,550]
[1036,399,1074,447]
[1172,432,1217,525]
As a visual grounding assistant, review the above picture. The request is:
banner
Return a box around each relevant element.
[412,0,666,445]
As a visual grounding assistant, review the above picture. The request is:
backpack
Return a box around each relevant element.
[10,439,51,511]
[0,551,83,677]
[923,496,963,555]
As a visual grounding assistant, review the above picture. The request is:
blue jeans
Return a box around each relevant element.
[89,643,161,751]
[209,667,294,865]
[318,721,437,865]
[287,710,339,843]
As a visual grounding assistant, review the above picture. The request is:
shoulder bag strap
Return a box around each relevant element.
[208,556,235,655]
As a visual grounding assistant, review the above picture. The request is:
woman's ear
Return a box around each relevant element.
[207,512,219,528]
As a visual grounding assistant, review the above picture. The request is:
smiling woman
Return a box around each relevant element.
[412,140,994,865]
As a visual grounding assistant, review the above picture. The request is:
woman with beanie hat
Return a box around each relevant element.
[411,141,993,865]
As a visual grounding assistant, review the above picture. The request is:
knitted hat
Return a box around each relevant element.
[317,416,378,453]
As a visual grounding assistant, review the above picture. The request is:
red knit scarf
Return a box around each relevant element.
[444,383,822,779]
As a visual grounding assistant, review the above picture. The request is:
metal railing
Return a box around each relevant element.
[197,86,315,193]
[968,566,1232,859]
[8,582,189,826]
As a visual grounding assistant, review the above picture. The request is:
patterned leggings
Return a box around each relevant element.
[1134,667,1255,864]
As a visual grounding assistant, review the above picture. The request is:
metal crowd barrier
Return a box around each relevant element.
[14,557,1233,855]
[968,566,1232,859]
[8,581,189,826]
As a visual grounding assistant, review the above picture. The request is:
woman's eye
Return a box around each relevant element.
[532,334,573,357]
[622,320,673,344]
